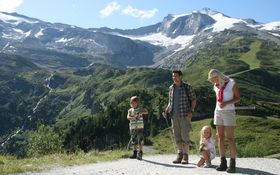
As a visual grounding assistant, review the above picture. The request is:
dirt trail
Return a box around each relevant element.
[17,155,280,175]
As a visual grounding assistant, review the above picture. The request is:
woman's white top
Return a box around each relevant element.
[214,79,235,111]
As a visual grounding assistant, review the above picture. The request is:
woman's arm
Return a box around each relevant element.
[220,84,240,108]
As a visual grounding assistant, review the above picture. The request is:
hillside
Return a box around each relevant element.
[0,53,49,136]
[181,32,280,116]
[152,116,280,157]
[1,54,280,155]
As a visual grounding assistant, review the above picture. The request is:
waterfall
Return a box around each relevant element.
[0,73,54,150]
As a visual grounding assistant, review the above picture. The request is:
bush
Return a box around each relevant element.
[26,124,63,157]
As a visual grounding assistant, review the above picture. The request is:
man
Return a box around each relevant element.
[163,70,197,164]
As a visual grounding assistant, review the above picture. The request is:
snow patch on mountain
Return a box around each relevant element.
[56,37,74,43]
[260,21,280,31]
[0,12,38,25]
[13,28,24,34]
[210,13,245,32]
[25,30,32,37]
[35,28,44,38]
[126,32,195,50]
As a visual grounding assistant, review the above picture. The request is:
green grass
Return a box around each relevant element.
[0,150,130,175]
[240,40,262,69]
[150,115,280,157]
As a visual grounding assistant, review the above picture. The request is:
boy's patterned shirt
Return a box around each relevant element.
[128,107,144,130]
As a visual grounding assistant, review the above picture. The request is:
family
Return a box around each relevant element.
[127,69,240,173]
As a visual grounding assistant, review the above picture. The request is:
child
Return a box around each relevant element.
[197,125,217,168]
[127,96,148,160]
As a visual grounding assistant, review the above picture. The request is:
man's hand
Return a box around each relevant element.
[186,112,192,121]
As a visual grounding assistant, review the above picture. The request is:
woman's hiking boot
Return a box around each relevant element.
[226,158,236,173]
[181,153,188,164]
[129,150,137,159]
[216,157,227,171]
[172,153,183,163]
[137,150,143,160]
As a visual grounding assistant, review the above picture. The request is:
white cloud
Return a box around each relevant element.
[0,0,23,12]
[122,5,158,19]
[99,1,121,18]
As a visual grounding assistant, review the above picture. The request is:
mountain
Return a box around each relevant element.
[94,8,280,69]
[0,12,159,68]
[1,8,280,69]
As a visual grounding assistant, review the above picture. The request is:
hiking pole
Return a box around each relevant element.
[215,105,256,112]
[126,139,132,150]
[164,116,177,154]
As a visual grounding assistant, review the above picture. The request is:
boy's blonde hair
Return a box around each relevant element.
[130,96,140,104]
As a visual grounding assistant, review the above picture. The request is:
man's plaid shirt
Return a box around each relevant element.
[168,82,196,118]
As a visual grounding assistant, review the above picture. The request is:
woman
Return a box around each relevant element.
[208,69,240,173]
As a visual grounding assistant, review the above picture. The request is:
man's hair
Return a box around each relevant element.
[172,70,183,76]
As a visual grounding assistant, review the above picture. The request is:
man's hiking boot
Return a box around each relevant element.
[137,150,143,160]
[216,157,227,171]
[172,153,183,164]
[181,153,188,164]
[129,150,137,159]
[226,158,236,173]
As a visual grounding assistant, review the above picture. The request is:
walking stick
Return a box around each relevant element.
[164,116,177,154]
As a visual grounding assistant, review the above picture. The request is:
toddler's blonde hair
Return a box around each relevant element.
[200,125,212,141]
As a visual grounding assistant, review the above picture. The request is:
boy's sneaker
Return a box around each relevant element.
[129,150,137,159]
[137,150,143,160]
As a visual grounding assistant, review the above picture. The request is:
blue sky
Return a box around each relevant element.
[1,0,280,29]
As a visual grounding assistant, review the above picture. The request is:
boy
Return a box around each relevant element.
[127,96,148,160]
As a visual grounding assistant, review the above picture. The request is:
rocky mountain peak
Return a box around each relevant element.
[158,11,216,37]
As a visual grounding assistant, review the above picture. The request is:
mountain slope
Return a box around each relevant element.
[0,12,160,68]
[0,53,49,137]
[97,8,279,69]
[2,8,280,69]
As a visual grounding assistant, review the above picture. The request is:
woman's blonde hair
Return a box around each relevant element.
[200,125,212,141]
[208,69,230,88]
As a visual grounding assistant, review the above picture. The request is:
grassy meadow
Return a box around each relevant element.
[150,115,280,157]
[0,150,131,175]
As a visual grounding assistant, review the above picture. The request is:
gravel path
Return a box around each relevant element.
[18,155,280,175]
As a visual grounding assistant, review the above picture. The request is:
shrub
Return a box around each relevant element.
[26,124,63,157]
